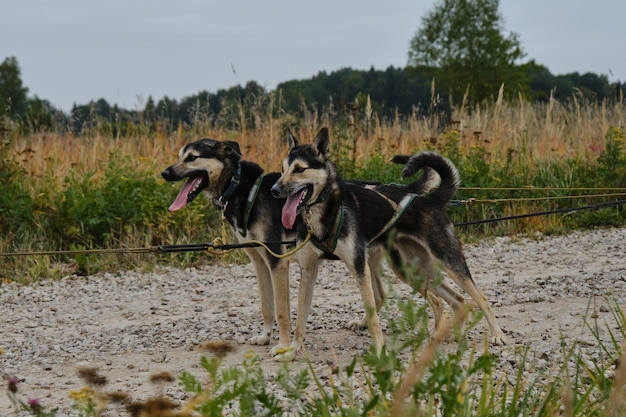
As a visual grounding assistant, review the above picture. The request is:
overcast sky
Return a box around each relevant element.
[2,0,624,111]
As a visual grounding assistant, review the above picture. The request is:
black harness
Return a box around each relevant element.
[217,163,242,206]
[307,202,345,255]
[241,175,264,234]
[305,188,417,256]
[215,163,264,237]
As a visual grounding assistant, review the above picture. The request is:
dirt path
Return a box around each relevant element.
[1,227,625,415]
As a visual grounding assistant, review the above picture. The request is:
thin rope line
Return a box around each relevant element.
[458,186,626,191]
[455,199,626,227]
[456,192,626,204]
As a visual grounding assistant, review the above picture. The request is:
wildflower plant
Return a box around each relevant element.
[5,374,58,416]
[68,386,99,417]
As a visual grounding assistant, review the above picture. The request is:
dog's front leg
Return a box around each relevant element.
[285,245,323,362]
[245,248,275,346]
[268,259,293,358]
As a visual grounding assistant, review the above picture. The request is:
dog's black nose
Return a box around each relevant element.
[270,184,282,198]
[161,168,171,180]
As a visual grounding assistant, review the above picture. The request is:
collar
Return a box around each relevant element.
[218,163,242,206]
[305,183,333,209]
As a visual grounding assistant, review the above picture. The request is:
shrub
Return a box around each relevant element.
[0,137,33,236]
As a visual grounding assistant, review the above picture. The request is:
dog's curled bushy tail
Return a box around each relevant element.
[392,152,460,205]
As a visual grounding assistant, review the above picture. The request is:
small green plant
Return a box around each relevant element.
[179,353,274,416]
[597,126,626,185]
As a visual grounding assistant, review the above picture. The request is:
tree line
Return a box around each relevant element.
[1,55,624,138]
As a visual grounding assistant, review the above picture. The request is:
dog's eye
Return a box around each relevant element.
[293,166,306,174]
[186,155,198,162]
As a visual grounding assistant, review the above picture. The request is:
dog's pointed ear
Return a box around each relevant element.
[313,127,329,158]
[224,140,242,156]
[286,128,298,150]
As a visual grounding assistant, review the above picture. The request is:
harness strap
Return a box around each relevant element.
[218,163,242,206]
[242,174,264,233]
[309,202,344,255]
[308,192,415,254]
[302,182,336,255]
[368,193,417,245]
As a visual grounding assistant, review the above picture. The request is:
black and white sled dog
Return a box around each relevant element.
[161,137,440,360]
[271,128,507,355]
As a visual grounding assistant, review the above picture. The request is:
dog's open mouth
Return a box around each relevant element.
[168,175,206,212]
[281,185,310,230]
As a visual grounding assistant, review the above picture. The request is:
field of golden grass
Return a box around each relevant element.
[10,96,624,183]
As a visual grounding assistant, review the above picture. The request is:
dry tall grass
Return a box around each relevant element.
[10,96,625,187]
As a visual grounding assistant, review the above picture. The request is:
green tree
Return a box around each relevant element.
[0,56,29,118]
[522,60,555,102]
[408,0,526,104]
[22,96,54,133]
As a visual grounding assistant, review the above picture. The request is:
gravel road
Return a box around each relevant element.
[1,227,625,415]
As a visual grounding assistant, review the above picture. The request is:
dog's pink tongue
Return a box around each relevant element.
[168,177,200,212]
[281,193,301,229]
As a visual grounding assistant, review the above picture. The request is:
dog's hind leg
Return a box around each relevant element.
[244,248,276,346]
[425,225,506,344]
[350,246,386,330]
[338,246,385,355]
[388,244,448,329]
[443,263,507,345]
[355,266,385,354]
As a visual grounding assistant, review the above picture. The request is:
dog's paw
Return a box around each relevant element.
[347,317,368,331]
[270,342,303,362]
[272,348,297,362]
[270,343,297,362]
[491,333,507,346]
[248,334,271,346]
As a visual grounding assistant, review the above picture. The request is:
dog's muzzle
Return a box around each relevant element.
[161,167,175,181]
[270,184,283,198]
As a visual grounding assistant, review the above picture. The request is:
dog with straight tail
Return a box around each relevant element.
[161,137,440,361]
[271,128,507,355]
